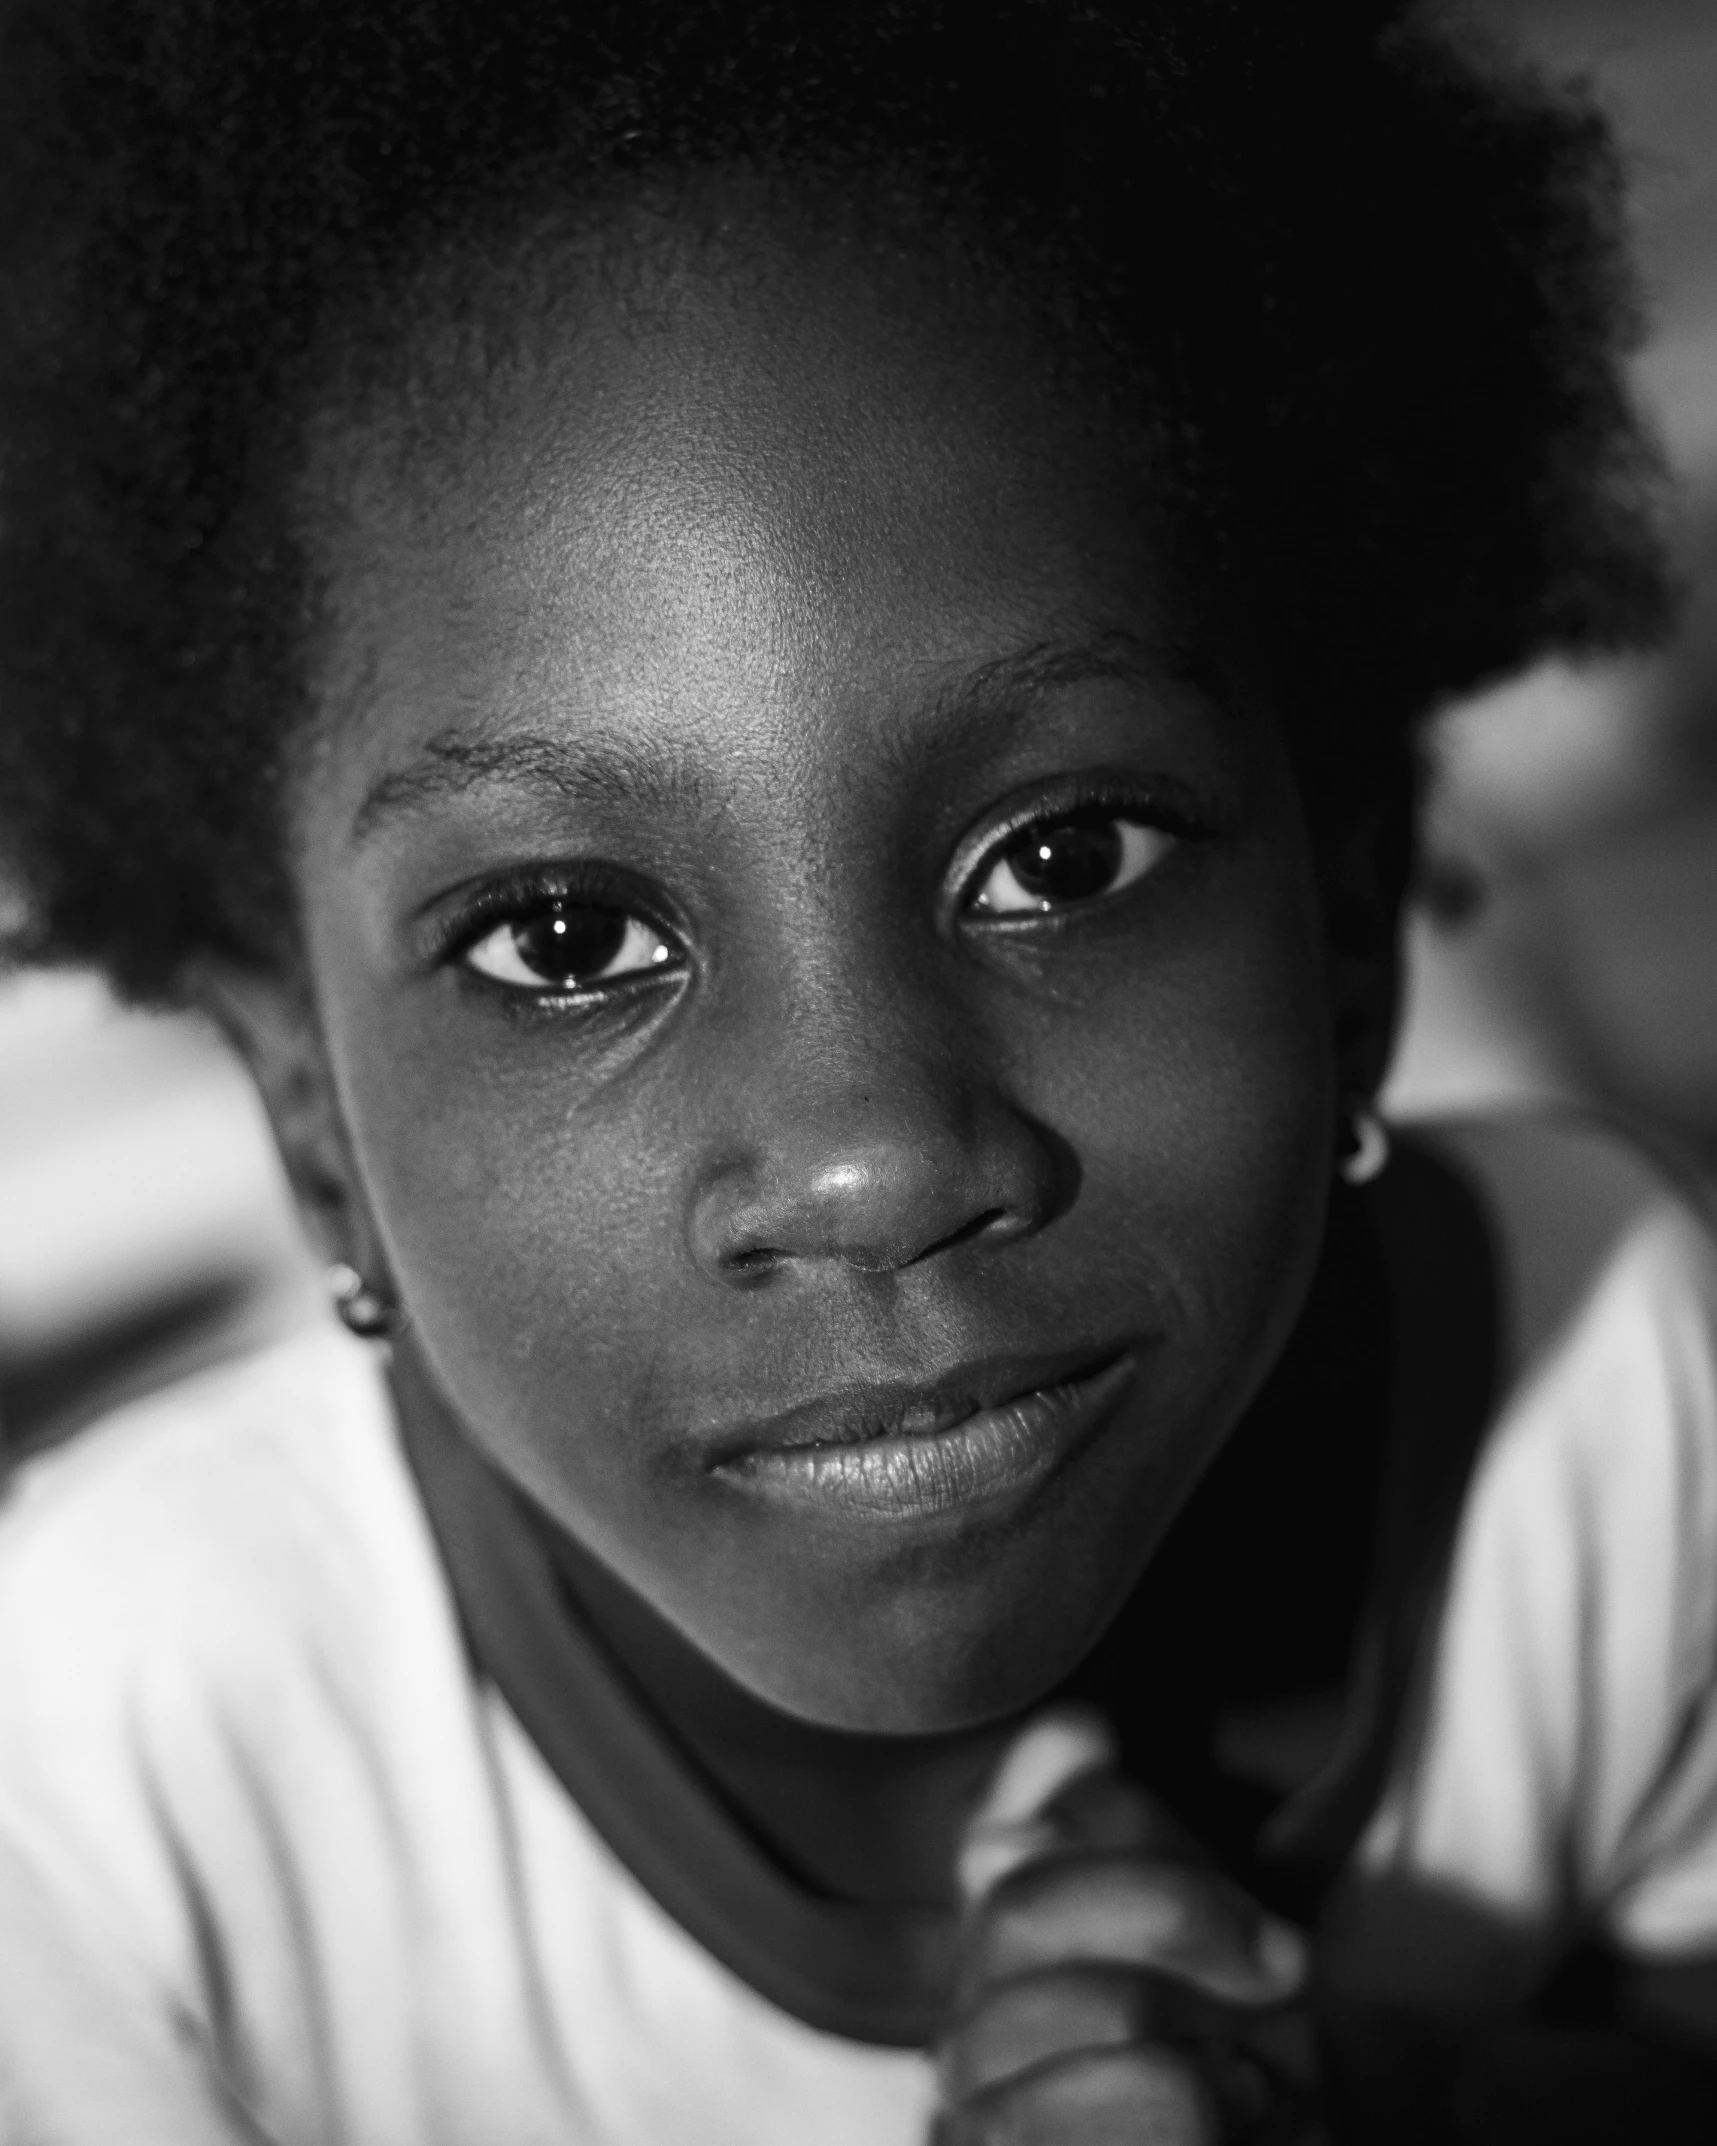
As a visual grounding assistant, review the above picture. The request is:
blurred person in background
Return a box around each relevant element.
[1391,0,1717,1149]
[0,5,1715,2145]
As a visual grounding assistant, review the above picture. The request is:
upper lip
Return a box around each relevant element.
[702,1344,1130,1466]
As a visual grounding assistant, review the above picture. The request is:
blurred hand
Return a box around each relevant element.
[933,1709,1318,2145]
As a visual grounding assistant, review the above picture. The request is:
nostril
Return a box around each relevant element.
[710,1203,1025,1283]
[690,1100,1071,1285]
[914,1205,1010,1262]
[849,1207,1013,1274]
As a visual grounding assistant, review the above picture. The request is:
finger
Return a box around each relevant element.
[958,1708,1117,1904]
[939,1962,1313,2105]
[937,1968,1316,2143]
[958,1850,1305,2009]
[1042,1766,1190,1859]
[969,1708,1119,1833]
[939,2045,1218,2146]
[939,1964,1164,2102]
[963,1767,1184,1900]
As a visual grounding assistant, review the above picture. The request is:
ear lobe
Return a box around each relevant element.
[186,959,359,1259]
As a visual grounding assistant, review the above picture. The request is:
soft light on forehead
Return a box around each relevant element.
[347,630,1189,847]
[301,206,1179,859]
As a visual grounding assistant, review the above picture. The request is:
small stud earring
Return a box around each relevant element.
[326,1261,404,1340]
[1337,1099,1391,1186]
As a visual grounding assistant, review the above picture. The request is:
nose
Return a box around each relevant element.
[686,1024,1072,1283]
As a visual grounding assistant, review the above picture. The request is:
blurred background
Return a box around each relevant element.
[1388,0,1717,1139]
[2,0,1716,1450]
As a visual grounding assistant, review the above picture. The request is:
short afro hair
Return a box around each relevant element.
[0,0,1671,1000]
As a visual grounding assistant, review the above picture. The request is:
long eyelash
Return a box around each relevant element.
[964,778,1213,888]
[427,866,652,966]
[1047,779,1213,842]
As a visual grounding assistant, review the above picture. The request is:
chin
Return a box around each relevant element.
[737,1569,1110,1736]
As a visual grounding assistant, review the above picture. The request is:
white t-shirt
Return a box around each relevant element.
[1352,1118,1717,1991]
[0,1114,1713,2143]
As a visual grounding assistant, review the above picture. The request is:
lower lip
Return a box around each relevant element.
[715,1354,1139,1522]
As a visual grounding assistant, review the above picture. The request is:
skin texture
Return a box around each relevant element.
[227,216,1371,1739]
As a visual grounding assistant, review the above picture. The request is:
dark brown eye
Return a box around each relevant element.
[462,901,676,989]
[969,810,1174,915]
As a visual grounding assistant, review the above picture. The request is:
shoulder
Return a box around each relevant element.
[1407,1108,1716,1391]
[1425,1112,1717,1605]
[1371,1111,1717,1921]
[0,1321,447,1849]
[0,1323,453,2003]
[0,1321,417,1664]
[1384,1109,1717,1622]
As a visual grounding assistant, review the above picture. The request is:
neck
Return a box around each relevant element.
[390,1338,1019,1911]
[519,1497,1019,1909]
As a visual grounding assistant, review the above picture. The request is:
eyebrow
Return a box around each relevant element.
[349,629,1191,845]
[350,728,708,845]
[893,627,1205,788]
[930,629,1191,732]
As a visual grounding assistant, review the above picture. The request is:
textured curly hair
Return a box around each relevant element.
[0,0,1671,1000]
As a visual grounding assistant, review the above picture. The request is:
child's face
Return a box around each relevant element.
[281,228,1341,1732]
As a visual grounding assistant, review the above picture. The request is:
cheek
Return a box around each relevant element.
[1023,838,1332,1241]
[1008,847,1336,1471]
[347,1031,688,1467]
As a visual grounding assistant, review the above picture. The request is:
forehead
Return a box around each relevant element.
[299,218,1182,843]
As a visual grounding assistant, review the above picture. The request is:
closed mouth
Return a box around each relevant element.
[707,1348,1139,1521]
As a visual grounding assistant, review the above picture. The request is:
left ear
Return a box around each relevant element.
[1318,779,1414,1105]
[185,956,392,1289]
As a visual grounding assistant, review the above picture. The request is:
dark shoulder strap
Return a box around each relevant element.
[1263,1131,1501,1887]
[1425,1109,1672,1385]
